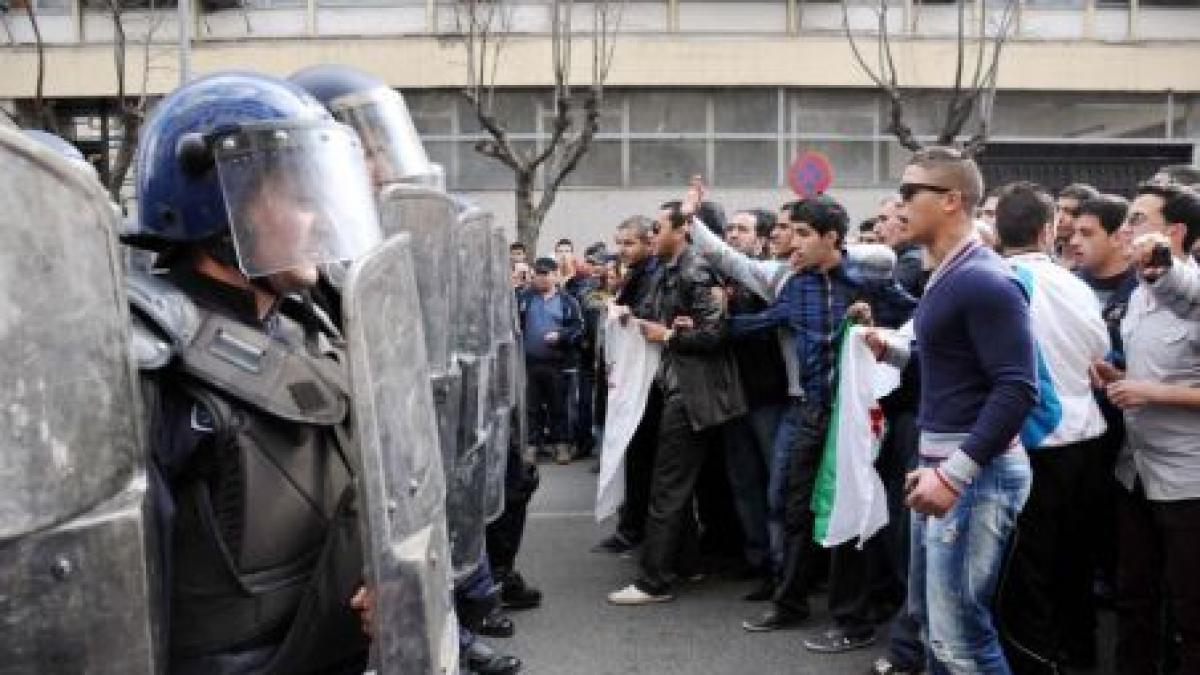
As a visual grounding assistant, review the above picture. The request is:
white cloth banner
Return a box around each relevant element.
[813,325,901,548]
[594,309,662,522]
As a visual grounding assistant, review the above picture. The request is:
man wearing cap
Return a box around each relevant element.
[518,257,584,464]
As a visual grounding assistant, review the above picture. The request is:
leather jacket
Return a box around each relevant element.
[637,246,748,430]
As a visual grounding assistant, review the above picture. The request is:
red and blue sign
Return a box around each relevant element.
[788,150,834,198]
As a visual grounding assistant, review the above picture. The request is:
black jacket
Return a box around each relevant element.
[726,278,789,408]
[637,246,747,430]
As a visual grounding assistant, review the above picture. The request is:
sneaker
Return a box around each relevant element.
[463,639,522,674]
[804,627,877,653]
[522,445,539,465]
[741,606,809,632]
[870,657,922,674]
[499,571,542,611]
[592,533,636,555]
[607,584,673,605]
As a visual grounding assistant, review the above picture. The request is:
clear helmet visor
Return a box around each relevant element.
[214,121,382,278]
[330,86,436,188]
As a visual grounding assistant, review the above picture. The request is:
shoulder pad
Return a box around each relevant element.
[126,269,201,369]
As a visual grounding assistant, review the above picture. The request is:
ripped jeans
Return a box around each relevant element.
[909,450,1031,675]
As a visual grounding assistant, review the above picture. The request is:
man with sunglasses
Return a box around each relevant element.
[867,147,1038,675]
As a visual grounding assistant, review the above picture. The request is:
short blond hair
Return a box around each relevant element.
[907,146,984,213]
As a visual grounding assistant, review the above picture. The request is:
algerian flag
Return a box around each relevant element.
[811,321,900,548]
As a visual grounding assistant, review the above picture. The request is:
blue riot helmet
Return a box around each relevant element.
[134,70,382,278]
[289,64,438,189]
[22,129,99,180]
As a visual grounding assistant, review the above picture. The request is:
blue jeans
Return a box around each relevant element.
[722,403,784,571]
[766,398,802,575]
[909,450,1031,675]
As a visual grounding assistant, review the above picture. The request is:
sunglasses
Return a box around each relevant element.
[898,183,953,202]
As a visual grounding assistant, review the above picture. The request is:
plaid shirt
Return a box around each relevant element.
[730,264,914,407]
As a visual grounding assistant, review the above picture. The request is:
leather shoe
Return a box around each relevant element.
[742,605,810,632]
[474,608,514,638]
[499,570,542,611]
[464,639,521,674]
[742,579,775,602]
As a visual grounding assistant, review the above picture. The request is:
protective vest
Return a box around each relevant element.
[128,270,367,673]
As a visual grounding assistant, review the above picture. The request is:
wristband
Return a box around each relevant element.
[934,467,961,498]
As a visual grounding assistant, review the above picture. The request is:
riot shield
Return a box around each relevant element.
[376,183,457,377]
[0,127,160,672]
[343,233,458,674]
[444,200,496,578]
[484,224,515,522]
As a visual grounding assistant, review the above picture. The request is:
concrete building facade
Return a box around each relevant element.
[3,0,1198,252]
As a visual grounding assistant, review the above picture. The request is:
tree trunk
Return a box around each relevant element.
[107,108,141,203]
[514,169,542,252]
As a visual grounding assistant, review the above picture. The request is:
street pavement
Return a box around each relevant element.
[499,459,883,675]
[498,458,1119,675]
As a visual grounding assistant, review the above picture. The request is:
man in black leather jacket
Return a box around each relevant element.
[607,201,748,605]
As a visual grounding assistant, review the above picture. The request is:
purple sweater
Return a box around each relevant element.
[914,243,1037,467]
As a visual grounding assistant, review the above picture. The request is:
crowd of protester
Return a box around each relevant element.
[511,151,1200,675]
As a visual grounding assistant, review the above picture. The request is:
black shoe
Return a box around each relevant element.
[499,570,542,611]
[464,640,521,674]
[804,627,877,653]
[742,605,810,632]
[592,533,636,555]
[742,579,775,602]
[474,608,515,638]
[870,656,922,674]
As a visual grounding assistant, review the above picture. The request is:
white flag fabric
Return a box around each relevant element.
[595,309,662,522]
[812,324,901,548]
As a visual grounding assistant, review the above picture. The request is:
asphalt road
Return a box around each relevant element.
[498,459,883,675]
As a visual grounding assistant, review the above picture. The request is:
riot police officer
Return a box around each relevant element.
[290,63,524,675]
[126,71,382,674]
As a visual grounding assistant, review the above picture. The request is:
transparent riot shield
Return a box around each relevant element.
[0,127,160,673]
[484,224,516,522]
[376,182,462,518]
[343,233,458,674]
[376,183,457,377]
[445,200,495,579]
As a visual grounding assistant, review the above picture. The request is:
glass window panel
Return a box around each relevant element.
[406,91,457,136]
[318,0,422,5]
[714,89,777,134]
[630,140,706,187]
[425,140,455,179]
[791,91,878,135]
[714,140,776,188]
[458,92,540,135]
[991,93,1167,139]
[628,91,708,133]
[458,141,534,190]
[789,140,876,187]
[552,140,622,188]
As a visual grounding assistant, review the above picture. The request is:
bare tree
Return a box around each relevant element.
[15,0,57,132]
[101,0,170,202]
[458,0,623,251]
[842,0,1016,157]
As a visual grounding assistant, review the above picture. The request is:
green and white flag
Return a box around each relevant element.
[812,321,901,548]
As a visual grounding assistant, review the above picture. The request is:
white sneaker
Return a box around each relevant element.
[606,584,673,605]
